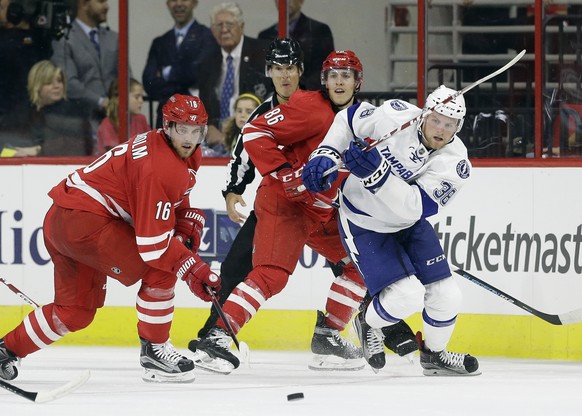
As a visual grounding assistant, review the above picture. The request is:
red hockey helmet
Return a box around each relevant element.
[321,50,363,91]
[162,94,208,131]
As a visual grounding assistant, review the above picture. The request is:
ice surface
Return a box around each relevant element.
[2,346,581,416]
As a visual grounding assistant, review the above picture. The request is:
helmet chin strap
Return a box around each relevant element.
[276,91,291,102]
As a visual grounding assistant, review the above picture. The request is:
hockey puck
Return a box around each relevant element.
[287,392,304,401]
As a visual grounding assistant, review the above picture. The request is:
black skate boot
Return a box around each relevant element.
[0,338,19,381]
[382,320,418,358]
[353,312,386,372]
[189,327,240,374]
[416,332,481,376]
[140,338,195,383]
[309,310,364,371]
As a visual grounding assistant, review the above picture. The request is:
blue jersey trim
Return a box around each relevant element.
[414,184,439,218]
[341,193,372,217]
[346,103,363,137]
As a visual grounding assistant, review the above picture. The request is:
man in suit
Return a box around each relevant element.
[51,0,119,145]
[143,0,218,128]
[258,0,334,90]
[199,2,270,149]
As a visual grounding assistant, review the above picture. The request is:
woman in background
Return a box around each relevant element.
[220,93,261,154]
[11,60,92,157]
[97,78,150,155]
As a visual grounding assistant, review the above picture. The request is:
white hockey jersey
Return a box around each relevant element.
[320,99,472,233]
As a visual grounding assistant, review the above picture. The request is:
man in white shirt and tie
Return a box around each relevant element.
[198,2,271,152]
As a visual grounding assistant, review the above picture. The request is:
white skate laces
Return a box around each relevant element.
[151,340,183,366]
[366,328,385,356]
[439,350,465,368]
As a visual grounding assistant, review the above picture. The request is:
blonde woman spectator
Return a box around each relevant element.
[10,60,92,157]
[221,93,260,153]
[96,78,150,155]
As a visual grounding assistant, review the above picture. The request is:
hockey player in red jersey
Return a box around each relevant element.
[0,94,220,384]
[191,51,372,374]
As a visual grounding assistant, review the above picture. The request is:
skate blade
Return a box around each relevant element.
[422,368,482,377]
[308,355,365,371]
[142,368,196,383]
[191,351,235,375]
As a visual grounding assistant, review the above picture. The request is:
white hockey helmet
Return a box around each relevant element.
[423,85,466,133]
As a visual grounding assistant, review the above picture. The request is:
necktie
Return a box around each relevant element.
[220,55,234,121]
[176,32,184,48]
[89,29,100,55]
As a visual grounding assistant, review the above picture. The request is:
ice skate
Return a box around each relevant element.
[416,332,481,376]
[189,327,240,374]
[0,338,19,381]
[382,320,418,361]
[139,338,195,383]
[353,312,386,372]
[309,311,364,371]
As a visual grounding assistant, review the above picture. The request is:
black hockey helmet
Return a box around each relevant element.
[265,38,304,74]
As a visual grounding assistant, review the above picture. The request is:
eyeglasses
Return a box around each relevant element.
[212,21,238,30]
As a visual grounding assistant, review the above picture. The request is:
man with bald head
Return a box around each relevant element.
[143,0,218,128]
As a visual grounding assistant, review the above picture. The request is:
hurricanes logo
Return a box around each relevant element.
[111,267,122,274]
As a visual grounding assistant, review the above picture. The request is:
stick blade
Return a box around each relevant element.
[34,370,90,403]
[558,307,582,325]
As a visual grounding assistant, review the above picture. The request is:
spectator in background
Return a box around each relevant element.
[0,0,52,131]
[8,60,91,157]
[198,2,270,154]
[51,0,120,153]
[143,0,218,128]
[96,78,150,155]
[219,92,261,155]
[258,0,334,90]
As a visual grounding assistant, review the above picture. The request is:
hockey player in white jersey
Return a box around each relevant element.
[302,85,480,376]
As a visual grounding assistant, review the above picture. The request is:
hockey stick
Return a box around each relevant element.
[321,49,527,179]
[0,370,90,403]
[204,286,250,362]
[0,277,40,308]
[454,269,582,325]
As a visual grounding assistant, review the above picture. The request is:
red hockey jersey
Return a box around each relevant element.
[48,129,202,273]
[242,90,342,221]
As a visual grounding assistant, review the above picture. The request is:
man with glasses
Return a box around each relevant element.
[0,94,220,384]
[143,0,218,128]
[302,85,481,376]
[199,2,270,153]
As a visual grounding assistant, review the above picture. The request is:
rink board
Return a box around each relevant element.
[1,305,582,360]
[0,164,581,359]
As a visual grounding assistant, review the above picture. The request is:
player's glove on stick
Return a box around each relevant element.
[174,254,220,302]
[342,141,391,193]
[302,146,341,193]
[174,208,205,252]
[277,167,314,204]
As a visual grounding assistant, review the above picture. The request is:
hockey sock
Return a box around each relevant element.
[4,304,66,358]
[136,287,174,344]
[324,273,367,330]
